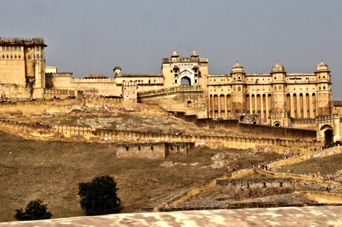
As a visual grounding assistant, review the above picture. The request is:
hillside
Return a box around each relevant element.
[0,129,282,222]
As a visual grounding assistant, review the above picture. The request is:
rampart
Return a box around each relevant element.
[0,120,317,150]
[83,96,123,105]
[154,166,342,211]
[44,88,76,99]
[0,99,79,116]
[291,118,316,130]
[216,178,295,200]
[138,85,207,118]
[116,142,194,160]
[268,146,342,171]
[299,191,342,204]
[138,85,203,98]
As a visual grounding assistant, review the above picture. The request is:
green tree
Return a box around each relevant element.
[14,200,52,221]
[78,175,122,215]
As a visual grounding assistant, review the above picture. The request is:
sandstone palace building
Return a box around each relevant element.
[0,37,339,142]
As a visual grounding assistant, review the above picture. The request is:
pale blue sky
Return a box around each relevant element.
[1,0,342,98]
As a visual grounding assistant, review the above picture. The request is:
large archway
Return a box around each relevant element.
[274,121,281,127]
[320,124,334,145]
[324,129,334,145]
[181,76,191,85]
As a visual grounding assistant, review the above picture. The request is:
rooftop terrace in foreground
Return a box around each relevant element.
[1,206,341,226]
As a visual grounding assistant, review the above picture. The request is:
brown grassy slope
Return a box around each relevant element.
[0,130,226,222]
[276,153,342,175]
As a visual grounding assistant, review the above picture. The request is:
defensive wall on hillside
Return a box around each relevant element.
[152,166,342,211]
[0,120,318,151]
[0,99,80,116]
[216,178,295,199]
[0,96,317,141]
[116,142,194,159]
[138,85,207,118]
[186,118,317,140]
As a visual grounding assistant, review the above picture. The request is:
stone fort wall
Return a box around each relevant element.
[216,178,295,200]
[116,142,194,160]
[0,120,317,150]
[186,118,317,140]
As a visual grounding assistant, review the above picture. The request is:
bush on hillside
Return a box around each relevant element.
[14,200,52,221]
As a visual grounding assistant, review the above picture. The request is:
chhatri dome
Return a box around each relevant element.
[231,61,245,74]
[191,51,199,58]
[271,61,286,73]
[171,51,179,58]
[315,60,330,72]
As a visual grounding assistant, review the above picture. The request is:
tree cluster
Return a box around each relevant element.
[14,175,121,221]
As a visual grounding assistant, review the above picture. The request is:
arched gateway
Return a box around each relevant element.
[316,115,340,146]
[319,124,334,145]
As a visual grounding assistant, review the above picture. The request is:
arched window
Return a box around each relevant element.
[181,76,191,85]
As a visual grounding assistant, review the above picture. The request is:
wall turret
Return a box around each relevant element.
[315,60,332,115]
[113,66,121,77]
[270,61,287,118]
[230,62,246,115]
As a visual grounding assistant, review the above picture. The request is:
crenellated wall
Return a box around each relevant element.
[0,99,79,116]
[138,85,207,118]
[216,178,295,199]
[0,120,317,151]
[116,142,194,159]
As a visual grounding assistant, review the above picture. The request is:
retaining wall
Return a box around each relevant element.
[0,120,318,150]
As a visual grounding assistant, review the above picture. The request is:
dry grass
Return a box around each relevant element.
[0,129,283,222]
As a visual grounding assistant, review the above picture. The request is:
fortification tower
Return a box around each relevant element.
[315,60,333,115]
[0,37,46,99]
[161,51,208,89]
[270,61,289,126]
[230,62,246,116]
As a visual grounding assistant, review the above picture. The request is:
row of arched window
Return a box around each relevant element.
[1,46,22,52]
[1,54,21,59]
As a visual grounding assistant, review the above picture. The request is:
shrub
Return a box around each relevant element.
[14,200,52,221]
[78,175,121,215]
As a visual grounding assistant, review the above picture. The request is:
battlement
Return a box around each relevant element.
[72,78,116,83]
[85,74,108,79]
[46,72,73,77]
[0,37,46,46]
[138,85,203,97]
[316,114,339,121]
[117,74,162,77]
[162,57,208,63]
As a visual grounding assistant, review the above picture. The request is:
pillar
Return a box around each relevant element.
[290,94,294,118]
[309,94,313,118]
[303,94,307,118]
[296,94,301,118]
[249,95,253,114]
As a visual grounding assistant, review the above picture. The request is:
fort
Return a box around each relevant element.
[0,37,341,146]
[1,37,342,222]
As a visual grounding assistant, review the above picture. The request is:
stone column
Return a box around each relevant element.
[218,95,221,118]
[249,95,253,114]
[309,94,313,118]
[260,95,264,123]
[265,95,269,123]
[225,95,227,118]
[289,94,293,118]
[212,95,215,118]
[296,93,301,118]
[254,94,257,115]
[208,94,211,118]
[303,94,307,118]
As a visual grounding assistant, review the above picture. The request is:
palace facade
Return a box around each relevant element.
[0,37,334,128]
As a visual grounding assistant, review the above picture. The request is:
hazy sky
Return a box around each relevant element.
[1,1,342,98]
